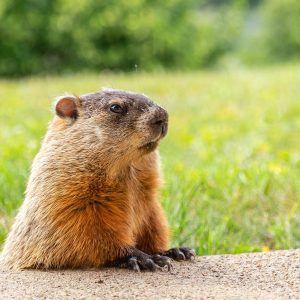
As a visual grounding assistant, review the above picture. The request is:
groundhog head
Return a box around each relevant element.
[53,89,168,162]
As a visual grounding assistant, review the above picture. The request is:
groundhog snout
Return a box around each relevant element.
[149,107,168,138]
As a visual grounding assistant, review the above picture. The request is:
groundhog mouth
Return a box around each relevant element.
[139,123,167,153]
[139,141,159,152]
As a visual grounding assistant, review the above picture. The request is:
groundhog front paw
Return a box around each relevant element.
[127,254,172,272]
[112,248,173,272]
[163,247,196,261]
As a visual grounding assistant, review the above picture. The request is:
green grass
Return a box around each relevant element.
[0,65,300,255]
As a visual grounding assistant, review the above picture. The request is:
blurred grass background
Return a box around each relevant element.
[0,65,299,253]
[1,0,300,76]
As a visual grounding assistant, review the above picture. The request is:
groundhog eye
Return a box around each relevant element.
[110,104,124,114]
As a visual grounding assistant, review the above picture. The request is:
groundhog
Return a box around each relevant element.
[0,89,195,271]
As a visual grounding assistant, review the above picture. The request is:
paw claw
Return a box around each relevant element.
[189,249,196,260]
[144,258,161,271]
[166,261,173,271]
[178,251,185,261]
[128,257,141,272]
[152,255,173,271]
[164,247,196,261]
[182,248,196,260]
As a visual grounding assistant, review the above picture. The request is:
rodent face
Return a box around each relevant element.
[54,89,168,159]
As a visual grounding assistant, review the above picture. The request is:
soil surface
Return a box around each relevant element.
[0,249,299,299]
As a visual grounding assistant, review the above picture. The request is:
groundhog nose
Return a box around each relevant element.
[150,107,168,137]
[151,113,168,126]
[152,118,166,126]
[151,107,168,124]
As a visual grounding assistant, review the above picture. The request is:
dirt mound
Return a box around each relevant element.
[1,249,299,299]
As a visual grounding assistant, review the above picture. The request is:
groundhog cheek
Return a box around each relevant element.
[93,127,103,140]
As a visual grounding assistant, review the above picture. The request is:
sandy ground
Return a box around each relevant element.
[0,249,299,300]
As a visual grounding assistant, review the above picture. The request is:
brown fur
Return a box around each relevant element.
[0,89,169,269]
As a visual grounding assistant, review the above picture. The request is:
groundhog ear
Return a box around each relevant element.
[55,96,78,119]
